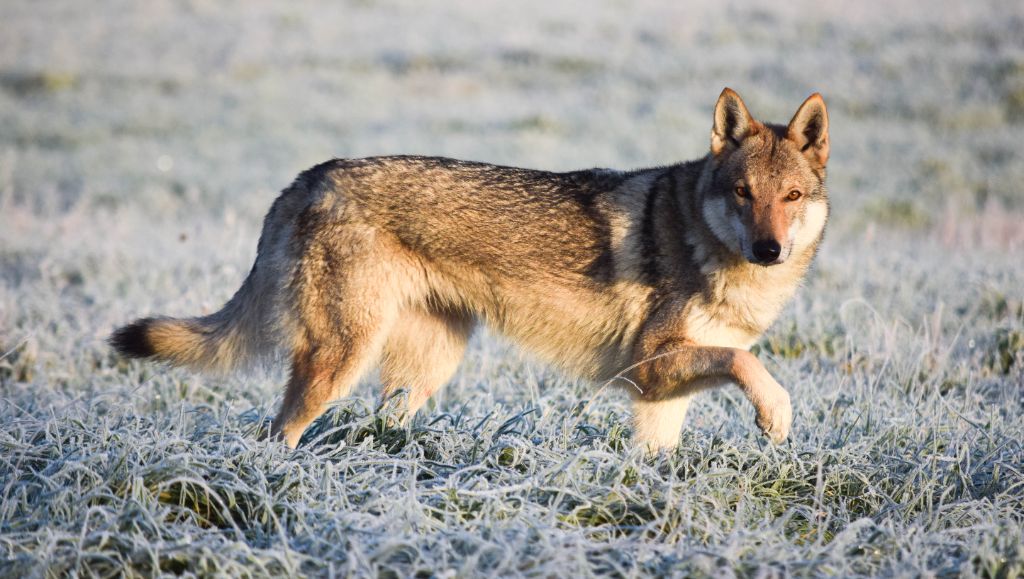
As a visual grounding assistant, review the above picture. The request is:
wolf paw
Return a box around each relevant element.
[754,386,792,444]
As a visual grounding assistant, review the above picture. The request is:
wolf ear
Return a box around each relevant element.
[711,88,755,156]
[787,93,830,168]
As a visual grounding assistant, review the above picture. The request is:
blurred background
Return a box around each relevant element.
[2,0,1023,451]
[2,1,1023,575]
[2,0,1023,234]
[2,0,1023,424]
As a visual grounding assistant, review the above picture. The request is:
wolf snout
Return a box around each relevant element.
[751,239,782,264]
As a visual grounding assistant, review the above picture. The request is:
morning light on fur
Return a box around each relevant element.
[111,89,830,451]
[3,1,1022,576]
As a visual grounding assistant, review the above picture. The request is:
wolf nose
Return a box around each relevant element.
[752,240,781,263]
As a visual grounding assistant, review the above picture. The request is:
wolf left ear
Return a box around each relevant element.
[711,88,755,157]
[787,93,829,168]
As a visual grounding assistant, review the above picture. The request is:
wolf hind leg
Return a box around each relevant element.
[379,305,475,422]
[272,328,388,449]
[272,307,401,448]
[269,240,416,448]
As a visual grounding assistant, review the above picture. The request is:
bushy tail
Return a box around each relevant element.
[109,266,276,374]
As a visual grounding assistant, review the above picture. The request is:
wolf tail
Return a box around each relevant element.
[109,263,277,374]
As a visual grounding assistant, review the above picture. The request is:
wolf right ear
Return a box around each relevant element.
[787,93,830,168]
[711,88,755,156]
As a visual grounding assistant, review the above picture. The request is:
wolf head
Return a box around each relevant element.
[699,88,830,266]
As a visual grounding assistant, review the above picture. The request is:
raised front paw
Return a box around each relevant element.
[754,385,792,444]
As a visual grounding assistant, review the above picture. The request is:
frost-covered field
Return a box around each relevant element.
[2,0,1023,576]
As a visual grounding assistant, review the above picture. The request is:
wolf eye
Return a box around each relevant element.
[786,190,803,201]
[735,186,750,199]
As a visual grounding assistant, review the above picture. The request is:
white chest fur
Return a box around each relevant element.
[682,259,804,350]
[682,200,826,350]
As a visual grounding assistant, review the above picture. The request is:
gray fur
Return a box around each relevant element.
[111,89,831,450]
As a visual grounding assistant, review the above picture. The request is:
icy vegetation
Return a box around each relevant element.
[1,0,1022,576]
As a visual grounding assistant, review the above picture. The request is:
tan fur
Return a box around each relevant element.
[632,394,696,450]
[110,89,830,451]
[379,305,474,420]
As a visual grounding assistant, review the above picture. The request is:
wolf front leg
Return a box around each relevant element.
[629,341,792,450]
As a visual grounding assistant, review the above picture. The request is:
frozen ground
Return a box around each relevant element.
[1,0,1023,576]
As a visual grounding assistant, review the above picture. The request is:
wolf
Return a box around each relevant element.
[110,88,830,451]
